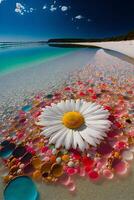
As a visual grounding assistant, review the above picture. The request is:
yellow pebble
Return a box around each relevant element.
[62,154,69,162]
[3,176,10,184]
[33,170,42,180]
[32,158,42,169]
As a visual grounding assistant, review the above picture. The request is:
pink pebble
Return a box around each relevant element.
[103,169,114,179]
[41,146,49,153]
[114,161,128,175]
[66,167,76,176]
[46,149,52,156]
[44,156,50,162]
[115,141,127,150]
[62,176,72,186]
[79,167,86,177]
[96,158,107,170]
[68,182,76,192]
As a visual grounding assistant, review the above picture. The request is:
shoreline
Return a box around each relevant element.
[0,48,96,114]
[0,47,78,76]
[63,40,134,60]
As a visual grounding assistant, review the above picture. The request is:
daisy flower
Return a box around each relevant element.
[36,99,111,151]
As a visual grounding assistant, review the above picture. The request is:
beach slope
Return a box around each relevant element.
[73,40,134,59]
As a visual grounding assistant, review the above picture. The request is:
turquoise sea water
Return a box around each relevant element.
[0,44,76,75]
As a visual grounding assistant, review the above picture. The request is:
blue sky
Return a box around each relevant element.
[0,0,134,41]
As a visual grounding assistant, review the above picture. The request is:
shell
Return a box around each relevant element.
[51,164,63,178]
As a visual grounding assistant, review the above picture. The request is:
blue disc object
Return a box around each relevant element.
[4,176,39,200]
[22,105,32,112]
[0,143,16,159]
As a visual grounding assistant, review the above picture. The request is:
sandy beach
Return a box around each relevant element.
[71,40,134,59]
[0,49,134,200]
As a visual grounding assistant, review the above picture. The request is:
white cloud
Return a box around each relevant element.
[30,8,34,13]
[75,15,84,20]
[50,5,57,12]
[61,6,68,12]
[0,0,4,4]
[15,3,25,15]
[43,5,47,10]
[15,3,35,15]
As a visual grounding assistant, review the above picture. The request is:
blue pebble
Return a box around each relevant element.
[4,176,40,200]
[0,143,15,159]
[22,105,32,112]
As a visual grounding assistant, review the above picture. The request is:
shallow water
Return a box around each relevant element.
[0,45,78,75]
[0,47,98,110]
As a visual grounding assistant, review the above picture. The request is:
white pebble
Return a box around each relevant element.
[52,149,57,155]
[129,146,134,153]
[122,150,133,161]
[56,157,61,164]
[68,161,74,167]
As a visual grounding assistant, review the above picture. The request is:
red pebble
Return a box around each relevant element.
[87,88,94,93]
[64,87,71,91]
[66,167,76,176]
[72,152,81,160]
[116,141,127,150]
[42,146,49,153]
[107,131,118,138]
[82,156,94,167]
[33,111,41,118]
[85,165,92,173]
[97,142,113,155]
[88,171,99,180]
[92,94,97,100]
[77,81,83,85]
[108,115,115,122]
[79,91,86,96]
[17,132,24,139]
[114,121,122,128]
[104,106,112,111]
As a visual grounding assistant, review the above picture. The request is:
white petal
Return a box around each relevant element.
[65,100,72,112]
[41,124,63,137]
[64,129,73,149]
[75,99,82,111]
[57,100,66,113]
[85,114,109,120]
[51,103,63,115]
[72,131,86,151]
[86,120,110,125]
[83,104,101,115]
[85,128,104,139]
[41,108,57,115]
[43,120,62,126]
[35,120,45,126]
[49,127,67,144]
[79,102,92,113]
[70,99,75,111]
[89,124,110,132]
[84,108,109,117]
[79,129,98,147]
[55,131,67,148]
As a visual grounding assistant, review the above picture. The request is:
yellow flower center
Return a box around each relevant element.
[62,111,85,129]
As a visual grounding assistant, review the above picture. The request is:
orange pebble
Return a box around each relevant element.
[32,158,42,169]
[3,176,10,183]
[50,155,56,163]
[62,154,69,162]
[32,170,42,180]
